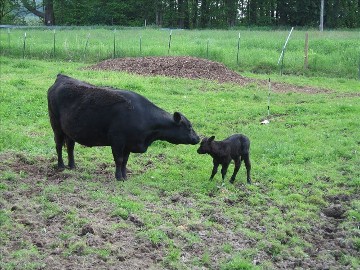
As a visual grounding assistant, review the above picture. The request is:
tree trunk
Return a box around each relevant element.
[44,0,55,25]
[200,0,209,28]
[21,0,55,25]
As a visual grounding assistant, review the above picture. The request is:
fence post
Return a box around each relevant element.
[7,28,11,53]
[268,78,271,117]
[277,27,294,75]
[84,33,90,60]
[113,29,116,58]
[53,29,56,58]
[23,32,27,59]
[206,39,209,58]
[168,30,172,54]
[237,32,240,66]
[304,32,308,70]
[139,35,142,55]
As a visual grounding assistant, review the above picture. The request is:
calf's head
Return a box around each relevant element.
[197,136,215,154]
[170,112,200,145]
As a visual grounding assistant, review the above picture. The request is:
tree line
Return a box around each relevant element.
[1,0,359,29]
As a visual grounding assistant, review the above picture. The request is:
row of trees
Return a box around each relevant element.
[1,0,359,28]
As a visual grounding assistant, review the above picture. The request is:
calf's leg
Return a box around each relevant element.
[209,160,219,180]
[221,162,230,182]
[230,158,241,184]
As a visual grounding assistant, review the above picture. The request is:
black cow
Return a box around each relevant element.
[47,74,200,180]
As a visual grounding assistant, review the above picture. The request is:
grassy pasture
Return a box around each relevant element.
[0,54,359,269]
[1,27,360,79]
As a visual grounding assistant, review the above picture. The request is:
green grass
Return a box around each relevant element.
[1,27,359,79]
[0,54,359,269]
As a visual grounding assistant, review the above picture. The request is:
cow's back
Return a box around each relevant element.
[47,74,169,147]
[48,74,132,112]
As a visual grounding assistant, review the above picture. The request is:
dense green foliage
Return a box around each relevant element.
[1,0,360,28]
[1,28,360,80]
[0,55,359,269]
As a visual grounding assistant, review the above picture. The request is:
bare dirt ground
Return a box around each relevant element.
[1,153,358,269]
[87,56,332,94]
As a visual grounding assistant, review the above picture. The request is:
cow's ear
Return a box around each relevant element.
[173,112,182,124]
[209,136,215,142]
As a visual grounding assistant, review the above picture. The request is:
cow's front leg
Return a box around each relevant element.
[111,144,125,181]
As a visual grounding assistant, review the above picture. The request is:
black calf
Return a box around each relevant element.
[197,134,251,184]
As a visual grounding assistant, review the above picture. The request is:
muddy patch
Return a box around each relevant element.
[0,153,164,270]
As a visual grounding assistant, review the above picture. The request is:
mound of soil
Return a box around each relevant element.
[87,56,330,94]
[89,56,251,85]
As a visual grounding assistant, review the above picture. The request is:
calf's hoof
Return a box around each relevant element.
[247,178,252,184]
[115,174,127,181]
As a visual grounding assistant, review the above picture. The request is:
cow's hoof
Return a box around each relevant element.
[57,164,66,171]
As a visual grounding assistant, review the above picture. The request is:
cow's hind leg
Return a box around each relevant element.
[65,137,76,169]
[49,113,65,170]
[54,133,65,169]
[243,153,252,184]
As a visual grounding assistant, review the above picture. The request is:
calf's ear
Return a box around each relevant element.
[209,136,215,142]
[173,112,182,124]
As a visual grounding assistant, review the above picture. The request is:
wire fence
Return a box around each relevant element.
[1,26,359,80]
